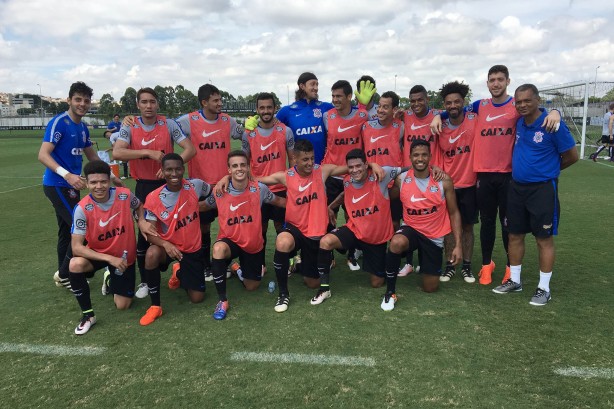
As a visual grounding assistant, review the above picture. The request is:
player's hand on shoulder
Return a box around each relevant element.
[431,165,446,182]
[214,175,231,195]
[430,115,442,136]
[122,115,136,127]
[66,173,86,190]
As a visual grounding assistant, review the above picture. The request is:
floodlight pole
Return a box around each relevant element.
[580,81,589,159]
[593,66,600,101]
[394,75,397,93]
[37,83,43,126]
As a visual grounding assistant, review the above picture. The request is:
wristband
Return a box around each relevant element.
[55,166,69,178]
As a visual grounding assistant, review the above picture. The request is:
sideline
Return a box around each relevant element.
[0,183,42,194]
[554,367,614,379]
[230,351,375,367]
[0,342,106,356]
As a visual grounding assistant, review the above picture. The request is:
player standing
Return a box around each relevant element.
[113,87,195,298]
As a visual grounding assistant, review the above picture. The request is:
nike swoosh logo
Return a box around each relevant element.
[141,137,156,146]
[449,130,466,144]
[230,201,248,211]
[99,212,121,227]
[486,113,506,122]
[298,182,313,192]
[352,192,369,204]
[260,141,276,151]
[202,130,220,138]
[337,125,357,133]
[370,135,387,143]
[410,123,428,131]
[410,194,426,203]
[173,201,189,219]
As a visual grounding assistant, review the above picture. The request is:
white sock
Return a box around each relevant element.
[510,265,522,283]
[538,271,552,292]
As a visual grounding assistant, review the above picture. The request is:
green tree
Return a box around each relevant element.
[57,101,69,112]
[602,86,614,102]
[427,90,443,109]
[98,93,117,116]
[165,86,177,117]
[175,86,198,115]
[219,90,236,104]
[120,87,137,114]
[154,85,169,113]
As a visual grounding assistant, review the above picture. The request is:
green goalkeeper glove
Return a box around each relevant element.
[354,80,377,105]
[245,115,260,131]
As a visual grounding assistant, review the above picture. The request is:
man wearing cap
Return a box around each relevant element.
[276,72,334,165]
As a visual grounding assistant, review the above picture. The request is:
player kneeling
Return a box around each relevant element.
[69,160,154,335]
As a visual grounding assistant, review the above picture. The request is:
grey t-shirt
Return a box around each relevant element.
[72,189,140,236]
[144,179,211,234]
[117,117,186,145]
[204,181,275,208]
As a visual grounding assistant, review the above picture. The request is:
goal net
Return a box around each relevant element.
[539,81,614,159]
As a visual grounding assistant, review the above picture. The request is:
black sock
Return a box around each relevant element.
[462,260,471,271]
[145,267,161,306]
[406,251,414,266]
[211,258,228,301]
[201,231,211,270]
[69,272,93,315]
[385,251,402,294]
[274,250,291,296]
[317,248,333,289]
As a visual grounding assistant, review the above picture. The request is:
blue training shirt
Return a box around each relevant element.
[276,99,333,164]
[512,110,576,183]
[42,112,92,188]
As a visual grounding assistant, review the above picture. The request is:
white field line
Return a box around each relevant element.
[230,351,375,367]
[0,176,42,179]
[554,367,614,379]
[0,342,106,356]
[593,161,614,168]
[0,183,41,194]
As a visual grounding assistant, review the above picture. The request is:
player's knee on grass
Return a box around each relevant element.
[303,276,320,289]
[370,274,385,288]
[243,279,260,291]
[422,275,440,293]
[187,289,205,303]
[275,232,295,252]
[114,295,133,310]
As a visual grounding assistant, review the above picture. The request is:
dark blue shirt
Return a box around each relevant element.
[512,110,575,183]
[276,99,333,164]
[107,120,121,132]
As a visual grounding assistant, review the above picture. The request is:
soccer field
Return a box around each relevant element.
[0,132,612,408]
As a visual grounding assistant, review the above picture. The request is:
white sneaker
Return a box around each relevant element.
[310,289,331,305]
[381,292,397,311]
[101,268,111,295]
[135,282,149,299]
[53,270,72,290]
[74,315,97,335]
[274,295,290,313]
[347,257,360,271]
[398,264,414,277]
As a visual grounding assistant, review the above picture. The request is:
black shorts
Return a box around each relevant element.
[455,186,478,225]
[394,225,443,276]
[200,208,218,225]
[135,179,166,202]
[507,179,560,238]
[390,196,402,222]
[283,223,320,278]
[43,185,81,225]
[217,238,263,281]
[88,260,136,298]
[261,190,286,225]
[164,250,206,291]
[325,177,345,208]
[330,226,386,277]
[601,135,614,144]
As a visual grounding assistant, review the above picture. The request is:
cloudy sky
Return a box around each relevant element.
[0,0,612,103]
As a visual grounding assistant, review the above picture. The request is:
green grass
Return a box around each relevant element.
[0,134,613,408]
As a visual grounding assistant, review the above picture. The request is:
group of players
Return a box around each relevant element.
[38,64,578,335]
